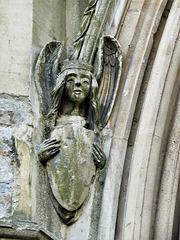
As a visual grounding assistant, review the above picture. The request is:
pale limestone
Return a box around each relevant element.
[0,0,33,96]
[123,0,180,239]
[98,0,168,239]
[1,1,180,239]
[154,39,180,240]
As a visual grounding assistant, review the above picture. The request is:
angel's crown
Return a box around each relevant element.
[60,60,93,73]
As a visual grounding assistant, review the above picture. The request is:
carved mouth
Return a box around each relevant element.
[74,90,82,94]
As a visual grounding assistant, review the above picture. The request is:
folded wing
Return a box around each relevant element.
[97,36,122,130]
[35,41,64,117]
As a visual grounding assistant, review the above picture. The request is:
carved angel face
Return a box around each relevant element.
[65,69,91,104]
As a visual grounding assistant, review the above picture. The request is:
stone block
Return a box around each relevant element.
[0,0,33,95]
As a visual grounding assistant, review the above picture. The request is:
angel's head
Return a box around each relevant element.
[65,68,91,104]
[50,60,99,130]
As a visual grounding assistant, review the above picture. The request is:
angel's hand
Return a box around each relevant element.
[92,143,106,169]
[38,138,61,163]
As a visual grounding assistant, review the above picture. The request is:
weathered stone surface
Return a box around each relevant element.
[1,1,180,240]
[0,220,60,240]
[121,1,180,239]
[0,0,33,96]
[97,0,168,238]
[48,116,96,212]
[0,138,18,219]
[32,0,66,62]
[0,94,33,219]
[66,0,89,56]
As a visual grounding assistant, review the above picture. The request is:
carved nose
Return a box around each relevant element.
[75,80,81,87]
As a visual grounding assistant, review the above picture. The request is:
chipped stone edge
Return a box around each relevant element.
[0,220,60,240]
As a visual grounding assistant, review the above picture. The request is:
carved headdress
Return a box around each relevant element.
[35,0,122,131]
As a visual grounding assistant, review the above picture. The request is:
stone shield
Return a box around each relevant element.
[46,117,96,214]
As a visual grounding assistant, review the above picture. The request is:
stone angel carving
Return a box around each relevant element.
[35,35,122,224]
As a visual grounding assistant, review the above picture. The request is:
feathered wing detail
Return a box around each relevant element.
[97,36,122,130]
[35,41,64,117]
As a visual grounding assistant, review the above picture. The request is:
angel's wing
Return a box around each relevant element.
[97,36,122,130]
[35,41,64,117]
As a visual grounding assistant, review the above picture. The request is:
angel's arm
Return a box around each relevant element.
[38,138,61,163]
[92,142,106,169]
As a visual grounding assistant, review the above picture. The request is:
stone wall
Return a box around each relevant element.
[0,0,180,239]
[0,1,67,238]
[0,0,33,221]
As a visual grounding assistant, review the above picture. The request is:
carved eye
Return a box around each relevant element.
[83,80,89,85]
[67,78,74,83]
